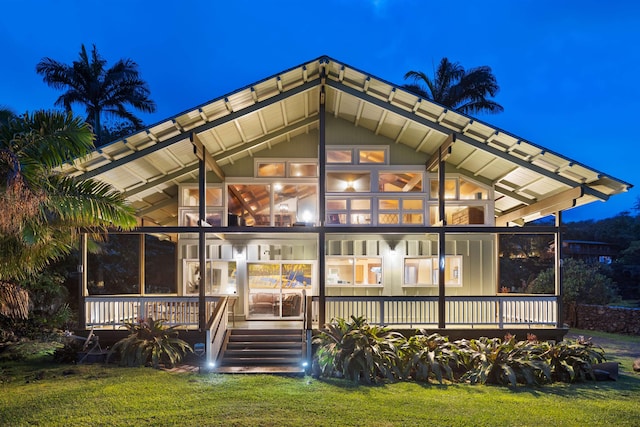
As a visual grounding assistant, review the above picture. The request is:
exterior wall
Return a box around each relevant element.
[326,116,429,165]
[325,233,496,298]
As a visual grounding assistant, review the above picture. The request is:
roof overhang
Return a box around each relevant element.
[58,56,632,226]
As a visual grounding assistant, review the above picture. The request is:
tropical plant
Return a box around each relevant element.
[0,110,136,321]
[313,316,403,384]
[398,331,460,383]
[459,335,551,386]
[109,317,192,368]
[544,336,606,382]
[403,57,503,115]
[36,44,156,144]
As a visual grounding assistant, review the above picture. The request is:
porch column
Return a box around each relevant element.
[437,148,446,329]
[555,211,564,327]
[427,134,455,329]
[318,80,327,327]
[78,232,88,329]
[198,156,207,332]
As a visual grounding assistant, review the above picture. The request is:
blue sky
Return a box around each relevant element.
[1,0,639,222]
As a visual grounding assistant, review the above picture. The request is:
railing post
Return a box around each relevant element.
[498,298,504,328]
[380,301,385,326]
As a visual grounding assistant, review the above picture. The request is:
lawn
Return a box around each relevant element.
[1,330,639,427]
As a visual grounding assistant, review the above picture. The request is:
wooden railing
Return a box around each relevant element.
[206,296,230,365]
[85,296,220,329]
[312,295,558,328]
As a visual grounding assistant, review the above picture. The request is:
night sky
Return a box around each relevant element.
[2,0,638,221]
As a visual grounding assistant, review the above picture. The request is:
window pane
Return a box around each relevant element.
[326,199,347,210]
[351,199,371,210]
[282,264,312,289]
[289,163,317,177]
[379,172,422,192]
[403,199,423,209]
[327,172,370,192]
[460,179,488,200]
[181,187,223,206]
[350,213,371,225]
[355,257,382,285]
[326,258,354,285]
[145,235,176,294]
[429,206,485,225]
[327,149,352,163]
[228,184,271,226]
[430,179,457,199]
[402,213,423,224]
[257,162,285,177]
[359,149,385,164]
[327,213,347,224]
[274,184,318,225]
[379,199,399,210]
[379,213,399,224]
[248,263,281,289]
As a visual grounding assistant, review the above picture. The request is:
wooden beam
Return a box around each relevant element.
[190,132,225,181]
[496,186,584,226]
[425,133,456,171]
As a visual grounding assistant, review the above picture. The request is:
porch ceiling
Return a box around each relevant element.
[58,56,631,227]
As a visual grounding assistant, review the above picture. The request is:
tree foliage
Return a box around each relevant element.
[0,110,136,320]
[36,44,156,144]
[403,57,503,115]
[527,258,618,306]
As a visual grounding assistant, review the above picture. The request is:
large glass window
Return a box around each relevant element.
[403,256,462,287]
[429,206,485,225]
[228,184,271,226]
[183,260,237,295]
[247,262,312,318]
[326,172,371,193]
[326,257,382,286]
[429,179,457,199]
[379,172,423,192]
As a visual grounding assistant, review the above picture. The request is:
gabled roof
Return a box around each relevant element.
[58,56,632,227]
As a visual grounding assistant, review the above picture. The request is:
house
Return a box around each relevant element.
[561,240,618,264]
[61,56,631,366]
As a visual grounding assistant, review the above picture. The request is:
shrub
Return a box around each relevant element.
[544,336,606,382]
[108,317,192,368]
[399,332,460,383]
[313,316,403,384]
[459,334,551,386]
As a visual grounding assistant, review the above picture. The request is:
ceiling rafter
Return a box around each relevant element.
[123,162,199,198]
[394,120,410,143]
[325,78,611,201]
[74,80,320,181]
[191,132,225,181]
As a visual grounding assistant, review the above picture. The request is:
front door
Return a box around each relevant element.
[247,262,312,319]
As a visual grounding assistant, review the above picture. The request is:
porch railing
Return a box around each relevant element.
[312,295,558,328]
[85,296,220,330]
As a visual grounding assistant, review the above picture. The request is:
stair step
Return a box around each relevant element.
[225,349,302,357]
[221,357,303,366]
[229,334,302,342]
[227,342,302,349]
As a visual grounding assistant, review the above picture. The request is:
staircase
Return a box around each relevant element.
[215,328,306,374]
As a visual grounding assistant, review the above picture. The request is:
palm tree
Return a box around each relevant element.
[0,110,137,318]
[403,57,504,115]
[36,44,156,144]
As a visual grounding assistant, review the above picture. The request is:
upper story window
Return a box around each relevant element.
[327,146,388,165]
[255,159,317,178]
[379,172,423,192]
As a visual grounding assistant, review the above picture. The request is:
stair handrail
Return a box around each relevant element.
[206,296,229,367]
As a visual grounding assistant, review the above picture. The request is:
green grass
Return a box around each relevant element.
[1,331,639,427]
